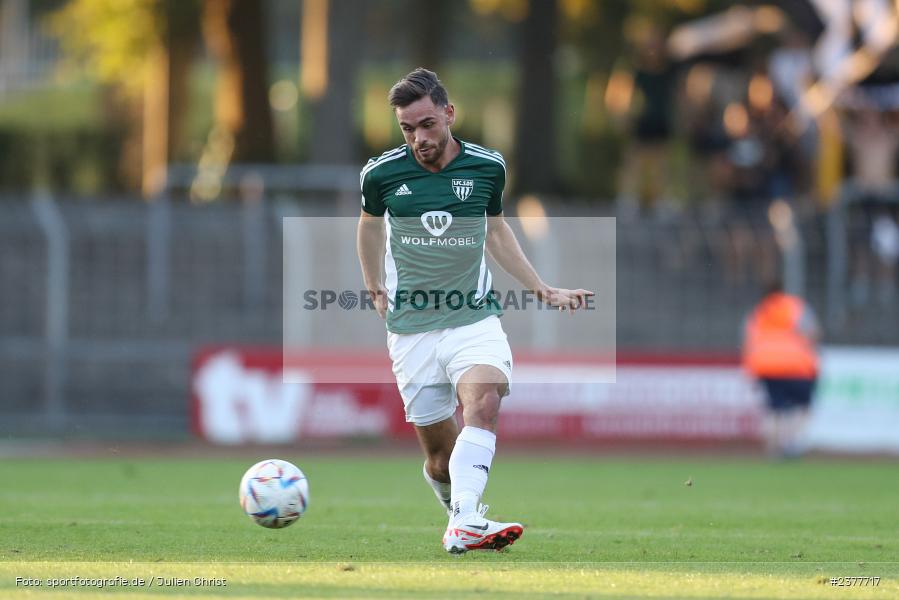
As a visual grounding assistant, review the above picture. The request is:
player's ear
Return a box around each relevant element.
[445,103,455,126]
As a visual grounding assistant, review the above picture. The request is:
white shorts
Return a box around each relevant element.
[387,315,513,427]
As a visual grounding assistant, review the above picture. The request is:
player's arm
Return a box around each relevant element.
[485,212,593,313]
[357,209,388,319]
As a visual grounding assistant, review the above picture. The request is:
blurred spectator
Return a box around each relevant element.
[842,108,899,307]
[766,23,818,187]
[673,24,815,286]
[758,97,808,200]
[768,27,813,115]
[844,108,899,193]
[719,77,805,289]
[680,63,732,211]
[742,279,820,458]
[617,23,675,218]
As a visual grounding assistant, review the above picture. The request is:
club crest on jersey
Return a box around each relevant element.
[421,211,452,236]
[452,179,474,202]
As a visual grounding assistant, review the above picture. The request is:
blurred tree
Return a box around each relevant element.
[413,0,449,72]
[163,2,199,165]
[201,0,274,163]
[304,0,366,164]
[562,0,630,198]
[50,0,200,195]
[514,0,559,194]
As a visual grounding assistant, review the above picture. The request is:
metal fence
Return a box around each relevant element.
[1,184,897,435]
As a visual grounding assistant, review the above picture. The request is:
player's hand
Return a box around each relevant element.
[538,286,594,315]
[368,285,388,319]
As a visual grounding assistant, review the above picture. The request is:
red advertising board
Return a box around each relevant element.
[192,347,764,444]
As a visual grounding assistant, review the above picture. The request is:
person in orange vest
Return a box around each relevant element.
[742,279,821,458]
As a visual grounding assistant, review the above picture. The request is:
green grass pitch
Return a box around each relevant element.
[1,455,897,598]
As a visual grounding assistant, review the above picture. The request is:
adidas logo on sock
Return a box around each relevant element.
[395,184,412,196]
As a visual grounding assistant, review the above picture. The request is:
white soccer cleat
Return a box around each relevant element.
[442,504,524,554]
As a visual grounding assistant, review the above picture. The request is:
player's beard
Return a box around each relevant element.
[416,130,449,165]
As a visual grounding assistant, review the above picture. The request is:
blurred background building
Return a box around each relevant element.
[0,0,897,450]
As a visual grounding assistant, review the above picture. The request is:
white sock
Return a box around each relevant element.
[449,426,496,519]
[422,462,452,512]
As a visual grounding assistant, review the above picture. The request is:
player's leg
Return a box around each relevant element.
[450,364,507,516]
[442,365,522,553]
[437,316,522,553]
[413,416,459,514]
[387,330,458,515]
[399,386,458,515]
[442,317,512,518]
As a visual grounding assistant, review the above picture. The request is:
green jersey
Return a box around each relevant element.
[360,139,505,334]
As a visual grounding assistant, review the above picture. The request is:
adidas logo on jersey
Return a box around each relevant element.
[395,184,412,196]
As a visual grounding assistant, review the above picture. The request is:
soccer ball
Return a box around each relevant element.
[239,459,309,528]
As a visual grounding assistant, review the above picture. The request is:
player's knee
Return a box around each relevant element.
[464,388,502,426]
[480,387,502,411]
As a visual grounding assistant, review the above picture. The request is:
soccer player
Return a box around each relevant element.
[356,68,592,554]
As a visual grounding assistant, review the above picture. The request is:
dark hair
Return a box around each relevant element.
[388,68,448,108]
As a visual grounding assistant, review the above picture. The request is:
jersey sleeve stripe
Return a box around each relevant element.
[465,142,504,161]
[359,146,407,189]
[361,146,405,176]
[464,148,506,172]
[464,147,506,166]
[362,146,405,171]
[375,144,406,160]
